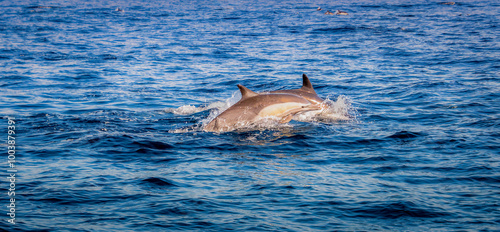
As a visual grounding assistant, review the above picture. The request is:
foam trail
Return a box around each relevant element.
[164,90,241,116]
[167,91,242,133]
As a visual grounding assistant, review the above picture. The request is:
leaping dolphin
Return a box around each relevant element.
[204,84,321,132]
[269,74,324,106]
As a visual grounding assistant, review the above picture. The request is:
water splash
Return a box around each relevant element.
[293,95,356,123]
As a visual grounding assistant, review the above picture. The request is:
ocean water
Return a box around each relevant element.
[1,0,499,231]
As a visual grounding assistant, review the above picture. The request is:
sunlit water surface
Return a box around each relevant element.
[0,0,499,231]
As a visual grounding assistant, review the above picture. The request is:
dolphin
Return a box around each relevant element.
[268,74,324,106]
[204,84,321,132]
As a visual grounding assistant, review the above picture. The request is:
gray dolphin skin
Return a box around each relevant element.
[204,84,321,132]
[269,74,324,106]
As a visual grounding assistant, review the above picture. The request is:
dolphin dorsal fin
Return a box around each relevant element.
[300,74,316,93]
[237,84,258,99]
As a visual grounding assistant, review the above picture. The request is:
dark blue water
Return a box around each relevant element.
[1,0,499,231]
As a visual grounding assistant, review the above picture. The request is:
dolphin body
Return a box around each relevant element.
[204,84,321,132]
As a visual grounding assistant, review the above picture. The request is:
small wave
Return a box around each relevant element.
[349,201,450,219]
[25,6,57,9]
[387,131,422,139]
[43,51,68,61]
[132,141,174,150]
[142,177,178,187]
[168,125,203,134]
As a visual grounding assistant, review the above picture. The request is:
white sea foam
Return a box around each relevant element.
[293,95,355,123]
[163,101,228,115]
[164,90,241,116]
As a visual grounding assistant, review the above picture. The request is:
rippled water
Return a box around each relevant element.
[1,0,499,231]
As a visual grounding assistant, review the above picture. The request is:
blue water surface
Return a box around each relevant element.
[1,0,499,231]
